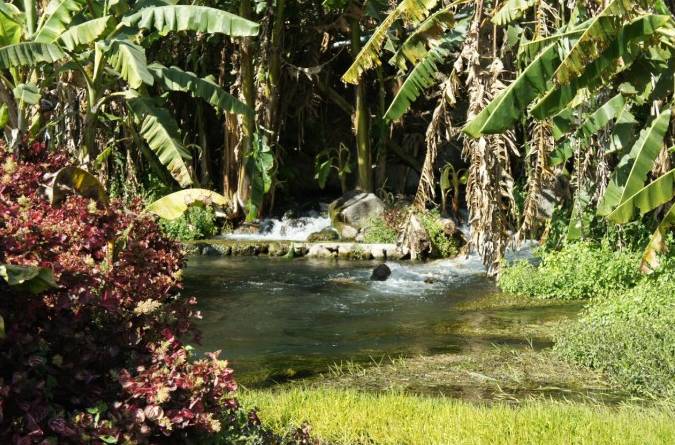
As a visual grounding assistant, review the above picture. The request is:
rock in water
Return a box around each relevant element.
[370,264,391,281]
[329,191,385,231]
[307,228,340,242]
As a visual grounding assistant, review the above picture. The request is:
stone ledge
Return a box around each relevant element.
[185,239,408,260]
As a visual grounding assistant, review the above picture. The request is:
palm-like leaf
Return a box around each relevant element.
[342,0,439,84]
[60,16,112,50]
[33,0,87,43]
[121,5,259,37]
[145,189,229,220]
[0,42,64,68]
[101,39,154,88]
[0,2,22,47]
[553,0,640,85]
[550,94,627,166]
[389,7,454,71]
[597,108,672,216]
[608,168,675,223]
[385,27,466,121]
[463,42,560,137]
[641,202,675,272]
[127,95,193,187]
[531,14,669,119]
[147,63,252,116]
[492,0,537,26]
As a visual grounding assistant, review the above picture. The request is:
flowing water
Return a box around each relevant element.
[184,244,573,387]
[223,215,332,241]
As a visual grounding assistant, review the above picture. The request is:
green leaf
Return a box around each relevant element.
[384,29,465,122]
[532,15,669,118]
[606,104,638,155]
[0,42,64,68]
[34,0,88,43]
[608,168,675,223]
[388,6,454,71]
[60,16,112,50]
[127,94,193,187]
[553,0,641,86]
[0,264,58,294]
[12,83,40,105]
[567,186,592,241]
[598,108,672,216]
[47,166,109,206]
[641,202,675,272]
[147,63,252,116]
[121,5,259,37]
[0,2,22,47]
[101,39,154,88]
[463,42,560,137]
[492,0,537,26]
[550,93,627,166]
[342,0,439,84]
[145,188,228,220]
[0,103,8,129]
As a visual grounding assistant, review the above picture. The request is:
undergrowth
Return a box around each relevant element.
[555,267,675,397]
[498,242,641,300]
[160,205,219,241]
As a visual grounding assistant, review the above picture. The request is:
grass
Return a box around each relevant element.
[243,387,675,445]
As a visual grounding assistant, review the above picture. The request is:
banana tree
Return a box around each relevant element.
[463,0,675,270]
[0,0,258,187]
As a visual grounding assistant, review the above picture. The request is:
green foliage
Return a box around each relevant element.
[245,132,274,221]
[159,205,218,241]
[499,242,641,300]
[418,209,458,258]
[556,268,675,396]
[363,217,398,244]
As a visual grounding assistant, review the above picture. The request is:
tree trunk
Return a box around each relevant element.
[268,0,286,141]
[350,16,372,192]
[236,0,256,212]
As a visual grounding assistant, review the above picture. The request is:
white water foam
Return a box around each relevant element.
[223,216,332,242]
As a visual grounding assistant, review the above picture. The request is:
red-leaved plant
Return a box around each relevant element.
[0,143,263,444]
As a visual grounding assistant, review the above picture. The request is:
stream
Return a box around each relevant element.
[184,243,574,387]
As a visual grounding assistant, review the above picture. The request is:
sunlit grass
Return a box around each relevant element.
[243,387,675,445]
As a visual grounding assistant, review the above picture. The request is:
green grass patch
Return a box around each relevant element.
[498,242,641,300]
[556,273,675,397]
[243,387,675,445]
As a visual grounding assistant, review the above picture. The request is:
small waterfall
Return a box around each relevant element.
[223,215,332,241]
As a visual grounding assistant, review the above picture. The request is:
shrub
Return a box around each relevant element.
[363,217,398,244]
[0,145,262,444]
[418,210,459,258]
[555,271,675,396]
[498,242,641,300]
[160,205,218,241]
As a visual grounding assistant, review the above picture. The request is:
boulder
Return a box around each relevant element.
[329,191,385,230]
[370,264,391,281]
[307,228,340,242]
[307,245,335,258]
[339,224,359,240]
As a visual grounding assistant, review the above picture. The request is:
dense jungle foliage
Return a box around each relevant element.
[1,0,675,443]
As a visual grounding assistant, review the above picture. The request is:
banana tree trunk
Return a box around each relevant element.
[267,0,286,140]
[350,16,372,192]
[375,66,388,190]
[236,0,256,212]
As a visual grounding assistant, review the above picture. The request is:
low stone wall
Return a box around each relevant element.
[185,239,408,260]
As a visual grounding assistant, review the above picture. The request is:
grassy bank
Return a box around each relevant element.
[243,387,675,445]
[499,242,675,397]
